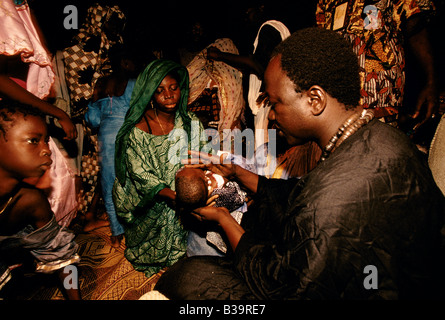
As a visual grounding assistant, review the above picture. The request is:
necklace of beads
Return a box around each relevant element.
[319,109,375,162]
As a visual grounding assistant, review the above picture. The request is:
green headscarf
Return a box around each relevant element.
[115,59,191,185]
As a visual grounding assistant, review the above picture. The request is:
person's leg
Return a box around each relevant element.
[100,163,124,246]
[99,131,124,247]
[155,256,255,300]
[82,186,110,232]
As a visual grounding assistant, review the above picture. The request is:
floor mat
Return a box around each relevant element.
[1,226,164,300]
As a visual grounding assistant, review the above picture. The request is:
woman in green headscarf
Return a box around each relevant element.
[113,59,205,277]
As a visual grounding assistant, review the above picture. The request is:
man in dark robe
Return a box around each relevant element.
[154,27,445,300]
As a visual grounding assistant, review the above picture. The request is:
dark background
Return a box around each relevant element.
[31,0,445,107]
[31,0,317,53]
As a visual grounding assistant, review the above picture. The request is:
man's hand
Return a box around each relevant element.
[191,205,245,251]
[182,150,238,179]
[190,206,230,224]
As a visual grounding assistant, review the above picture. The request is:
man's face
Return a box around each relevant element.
[265,56,314,146]
[0,114,52,181]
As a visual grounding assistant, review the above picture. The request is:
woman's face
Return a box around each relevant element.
[153,74,181,114]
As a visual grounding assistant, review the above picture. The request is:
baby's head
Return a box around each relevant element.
[175,167,208,210]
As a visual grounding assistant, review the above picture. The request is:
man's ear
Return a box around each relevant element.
[307,85,327,116]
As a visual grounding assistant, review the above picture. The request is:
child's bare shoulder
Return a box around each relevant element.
[15,186,52,226]
[0,186,52,234]
[16,186,49,205]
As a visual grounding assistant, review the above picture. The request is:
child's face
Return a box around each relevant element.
[0,114,52,181]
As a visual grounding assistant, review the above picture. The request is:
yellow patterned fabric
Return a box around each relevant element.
[316,0,435,114]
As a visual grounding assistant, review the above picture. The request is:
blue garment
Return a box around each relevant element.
[85,78,136,236]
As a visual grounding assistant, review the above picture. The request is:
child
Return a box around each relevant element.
[0,100,81,300]
[0,0,78,228]
[175,167,248,256]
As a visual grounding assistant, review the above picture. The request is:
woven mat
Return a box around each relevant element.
[5,226,164,300]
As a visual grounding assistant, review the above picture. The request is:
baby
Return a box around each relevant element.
[175,167,247,255]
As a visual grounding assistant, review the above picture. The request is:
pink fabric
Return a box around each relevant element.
[9,77,27,89]
[47,138,78,227]
[0,0,54,99]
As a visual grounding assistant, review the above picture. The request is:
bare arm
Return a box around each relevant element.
[158,187,176,201]
[0,58,77,140]
[207,47,264,77]
[157,187,176,209]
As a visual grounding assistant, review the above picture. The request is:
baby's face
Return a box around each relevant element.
[204,171,225,196]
